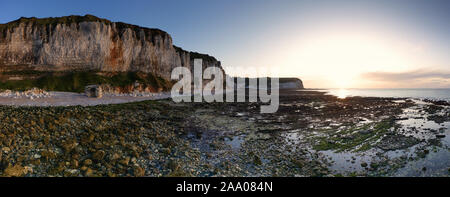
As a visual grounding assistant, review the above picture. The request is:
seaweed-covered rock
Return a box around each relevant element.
[377,134,420,151]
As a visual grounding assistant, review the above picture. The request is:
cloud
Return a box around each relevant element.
[362,69,450,81]
[360,69,450,88]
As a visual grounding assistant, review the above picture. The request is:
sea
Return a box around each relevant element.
[319,88,450,101]
[313,88,450,176]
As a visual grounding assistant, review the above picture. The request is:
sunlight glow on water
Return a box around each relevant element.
[336,89,350,99]
[324,88,450,101]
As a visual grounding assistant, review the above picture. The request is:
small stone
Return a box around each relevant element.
[83,159,93,166]
[85,85,103,98]
[361,162,368,168]
[62,141,77,153]
[72,153,80,160]
[24,166,33,174]
[80,166,88,171]
[168,159,180,171]
[41,150,57,160]
[359,130,371,134]
[2,147,11,153]
[254,156,262,165]
[66,169,79,176]
[107,171,117,177]
[292,159,304,168]
[4,164,26,177]
[370,163,379,169]
[119,157,130,166]
[71,159,79,168]
[93,150,105,161]
[133,166,145,177]
[162,148,171,154]
[111,153,120,160]
[84,168,95,177]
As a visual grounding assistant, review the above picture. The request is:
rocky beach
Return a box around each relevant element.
[0,89,171,107]
[0,14,449,178]
[0,89,448,177]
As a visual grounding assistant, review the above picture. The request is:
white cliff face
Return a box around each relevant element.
[278,78,304,89]
[0,15,223,80]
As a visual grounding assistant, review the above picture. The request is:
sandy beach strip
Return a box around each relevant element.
[0,91,172,107]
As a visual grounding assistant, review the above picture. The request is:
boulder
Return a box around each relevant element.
[85,85,103,98]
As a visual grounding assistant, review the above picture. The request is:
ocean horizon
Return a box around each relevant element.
[312,88,450,101]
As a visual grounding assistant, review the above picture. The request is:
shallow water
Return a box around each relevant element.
[224,135,245,150]
[393,146,450,177]
[391,101,450,176]
[311,99,450,176]
[321,150,378,174]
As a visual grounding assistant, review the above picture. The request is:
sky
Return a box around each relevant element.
[1,0,449,88]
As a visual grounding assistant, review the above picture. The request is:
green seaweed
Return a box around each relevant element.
[0,71,171,93]
[312,120,394,152]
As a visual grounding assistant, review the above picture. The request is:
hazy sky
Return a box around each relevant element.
[1,0,449,88]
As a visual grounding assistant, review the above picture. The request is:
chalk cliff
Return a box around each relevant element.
[0,15,223,80]
[233,77,304,89]
[278,78,304,89]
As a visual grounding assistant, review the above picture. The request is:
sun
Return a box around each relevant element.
[280,31,415,88]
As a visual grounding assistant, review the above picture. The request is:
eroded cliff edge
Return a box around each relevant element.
[0,15,223,80]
